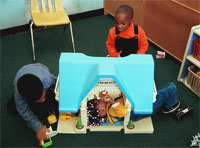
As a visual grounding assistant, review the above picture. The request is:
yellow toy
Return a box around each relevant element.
[41,134,52,148]
[47,114,57,125]
[60,113,72,122]
[30,0,75,61]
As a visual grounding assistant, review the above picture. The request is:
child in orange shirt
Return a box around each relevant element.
[106,5,149,57]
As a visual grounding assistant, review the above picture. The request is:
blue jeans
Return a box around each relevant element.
[130,82,177,121]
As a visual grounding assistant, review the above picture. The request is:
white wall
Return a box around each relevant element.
[0,0,104,30]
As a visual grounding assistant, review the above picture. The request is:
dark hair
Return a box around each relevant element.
[87,99,107,126]
[115,5,134,19]
[17,74,43,102]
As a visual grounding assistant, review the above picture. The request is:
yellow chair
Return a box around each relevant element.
[30,0,75,61]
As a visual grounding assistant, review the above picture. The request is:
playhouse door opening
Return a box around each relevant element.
[85,78,131,130]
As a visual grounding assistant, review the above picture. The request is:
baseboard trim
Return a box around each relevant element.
[0,8,104,37]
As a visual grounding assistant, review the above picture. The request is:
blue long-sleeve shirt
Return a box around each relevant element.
[13,63,56,132]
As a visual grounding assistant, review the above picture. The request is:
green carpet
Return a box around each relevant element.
[1,15,199,147]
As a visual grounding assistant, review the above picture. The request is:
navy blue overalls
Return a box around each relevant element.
[115,24,138,57]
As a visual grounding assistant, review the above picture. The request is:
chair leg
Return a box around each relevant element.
[69,22,75,53]
[28,20,32,40]
[30,20,36,61]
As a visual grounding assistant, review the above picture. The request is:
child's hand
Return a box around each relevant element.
[116,50,122,57]
[102,95,115,104]
[36,126,50,145]
[104,96,112,102]
[100,96,110,102]
[105,96,116,104]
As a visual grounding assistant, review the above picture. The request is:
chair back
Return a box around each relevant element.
[31,0,65,13]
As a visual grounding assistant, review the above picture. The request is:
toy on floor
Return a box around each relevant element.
[47,114,57,125]
[47,126,58,138]
[60,113,73,122]
[41,134,52,148]
[190,133,200,147]
[156,51,165,59]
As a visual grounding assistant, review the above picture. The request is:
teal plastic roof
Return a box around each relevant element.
[59,53,154,114]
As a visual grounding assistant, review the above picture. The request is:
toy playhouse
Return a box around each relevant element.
[56,53,156,134]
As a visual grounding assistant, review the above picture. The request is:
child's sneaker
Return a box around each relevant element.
[162,100,180,114]
[175,106,194,120]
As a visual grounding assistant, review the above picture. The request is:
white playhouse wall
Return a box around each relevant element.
[57,78,154,134]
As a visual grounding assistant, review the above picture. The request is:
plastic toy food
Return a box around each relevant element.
[60,113,72,122]
[47,114,57,124]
